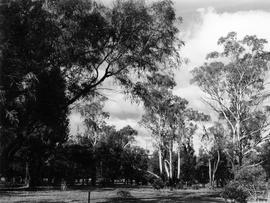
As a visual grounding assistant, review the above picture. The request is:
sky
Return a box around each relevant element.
[69,0,270,152]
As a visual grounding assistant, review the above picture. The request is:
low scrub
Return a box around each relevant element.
[221,181,249,203]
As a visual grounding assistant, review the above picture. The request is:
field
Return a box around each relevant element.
[0,187,224,203]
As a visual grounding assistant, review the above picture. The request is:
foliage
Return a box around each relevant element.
[221,166,266,202]
[221,181,249,203]
[192,31,270,170]
[214,151,233,187]
[180,141,197,185]
[1,0,182,187]
[47,0,182,106]
[116,190,133,198]
[259,141,270,179]
[151,178,165,190]
[0,0,69,187]
[140,83,208,184]
[195,149,209,185]
[235,166,266,200]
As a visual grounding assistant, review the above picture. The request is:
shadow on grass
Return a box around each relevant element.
[101,190,224,203]
[102,196,224,203]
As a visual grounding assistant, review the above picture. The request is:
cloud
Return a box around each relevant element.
[175,8,270,109]
[103,93,144,121]
[183,8,270,62]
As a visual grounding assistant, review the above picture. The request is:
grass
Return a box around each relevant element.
[0,187,224,203]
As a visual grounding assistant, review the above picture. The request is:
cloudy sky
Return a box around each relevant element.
[70,0,270,152]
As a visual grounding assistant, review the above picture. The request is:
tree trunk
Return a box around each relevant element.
[208,158,212,187]
[158,116,163,175]
[169,140,173,180]
[267,178,270,201]
[25,162,30,188]
[211,150,220,187]
[91,162,96,186]
[158,148,163,175]
[235,118,242,167]
[164,161,170,179]
[177,146,181,180]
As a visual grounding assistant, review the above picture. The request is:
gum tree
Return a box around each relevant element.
[192,32,270,171]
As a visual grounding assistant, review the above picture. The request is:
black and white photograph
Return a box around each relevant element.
[1,0,270,202]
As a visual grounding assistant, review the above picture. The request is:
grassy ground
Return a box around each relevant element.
[0,187,224,203]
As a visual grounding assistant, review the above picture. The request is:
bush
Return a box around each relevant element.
[176,182,184,189]
[235,166,266,190]
[235,166,266,200]
[191,184,200,190]
[151,178,165,190]
[117,190,132,198]
[221,181,249,203]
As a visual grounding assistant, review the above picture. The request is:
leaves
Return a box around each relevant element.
[192,31,270,169]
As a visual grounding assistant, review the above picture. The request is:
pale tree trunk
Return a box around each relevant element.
[158,148,163,175]
[208,158,212,187]
[164,161,170,179]
[169,140,173,180]
[177,146,181,180]
[25,162,30,188]
[235,117,242,167]
[211,150,220,187]
[158,116,163,175]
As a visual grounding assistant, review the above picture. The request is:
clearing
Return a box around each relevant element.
[0,187,224,203]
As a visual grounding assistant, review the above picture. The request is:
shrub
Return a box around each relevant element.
[235,166,266,200]
[151,178,165,190]
[191,184,200,190]
[117,190,132,198]
[221,181,249,203]
[176,182,184,189]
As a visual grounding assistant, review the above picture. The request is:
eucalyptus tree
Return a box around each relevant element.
[141,88,209,183]
[75,95,109,147]
[1,0,68,187]
[139,72,176,176]
[74,94,109,185]
[162,95,188,182]
[201,122,225,187]
[1,0,182,187]
[140,90,171,177]
[192,32,270,170]
[176,109,209,180]
[49,0,183,107]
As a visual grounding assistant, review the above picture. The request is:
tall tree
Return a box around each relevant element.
[180,139,196,185]
[201,122,225,187]
[0,0,68,187]
[1,0,183,186]
[192,32,270,171]
[141,89,208,184]
[48,0,182,107]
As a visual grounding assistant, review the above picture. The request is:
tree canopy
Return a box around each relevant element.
[192,32,270,170]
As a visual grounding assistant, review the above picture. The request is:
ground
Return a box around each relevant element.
[0,187,224,203]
